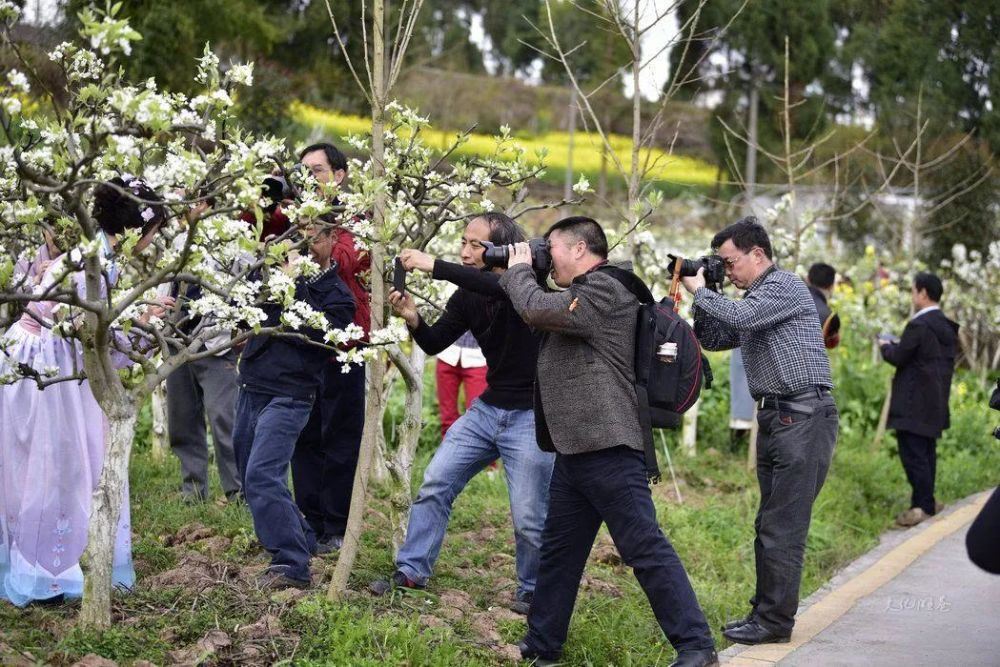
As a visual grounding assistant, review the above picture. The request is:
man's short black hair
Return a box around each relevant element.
[914,272,944,302]
[711,216,773,260]
[808,263,836,290]
[545,216,608,259]
[472,211,526,246]
[299,142,348,173]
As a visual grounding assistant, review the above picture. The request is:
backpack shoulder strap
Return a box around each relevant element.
[634,383,662,484]
[595,265,655,304]
[593,266,661,483]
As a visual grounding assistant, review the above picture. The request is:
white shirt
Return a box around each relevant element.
[436,342,487,368]
[911,305,940,321]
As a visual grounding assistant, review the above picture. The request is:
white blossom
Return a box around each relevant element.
[1,97,20,115]
[228,63,254,87]
[6,70,29,93]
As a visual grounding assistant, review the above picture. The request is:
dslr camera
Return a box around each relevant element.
[667,254,726,292]
[481,238,552,275]
[262,175,293,210]
[262,163,311,210]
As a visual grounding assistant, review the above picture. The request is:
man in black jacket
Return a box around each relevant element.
[806,263,840,349]
[233,224,356,589]
[880,272,959,527]
[376,212,554,614]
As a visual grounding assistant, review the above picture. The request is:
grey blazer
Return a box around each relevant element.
[499,263,642,455]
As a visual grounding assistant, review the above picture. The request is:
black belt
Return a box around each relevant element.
[757,386,829,414]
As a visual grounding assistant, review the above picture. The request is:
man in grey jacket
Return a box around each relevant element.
[500,216,717,667]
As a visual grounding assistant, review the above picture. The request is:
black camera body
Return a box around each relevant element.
[263,163,312,210]
[481,238,552,275]
[667,254,726,292]
[262,175,294,210]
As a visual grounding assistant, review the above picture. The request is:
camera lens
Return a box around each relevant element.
[482,244,510,269]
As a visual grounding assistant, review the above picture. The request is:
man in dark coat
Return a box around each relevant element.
[880,272,959,527]
[233,225,356,589]
[806,263,840,349]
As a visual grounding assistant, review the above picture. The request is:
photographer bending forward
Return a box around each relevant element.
[683,217,838,645]
[376,213,554,614]
[501,217,717,667]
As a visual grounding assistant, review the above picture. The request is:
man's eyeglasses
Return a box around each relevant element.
[722,252,750,269]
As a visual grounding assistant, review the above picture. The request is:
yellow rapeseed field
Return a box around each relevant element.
[292,102,717,188]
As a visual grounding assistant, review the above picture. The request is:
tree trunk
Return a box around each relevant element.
[150,383,168,462]
[744,68,760,215]
[627,0,641,221]
[370,363,399,486]
[681,399,698,457]
[747,406,760,471]
[873,381,892,450]
[386,344,426,556]
[564,88,577,201]
[328,0,389,599]
[79,399,137,628]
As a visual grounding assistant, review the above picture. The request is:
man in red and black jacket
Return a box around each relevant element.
[258,141,372,554]
[292,143,371,554]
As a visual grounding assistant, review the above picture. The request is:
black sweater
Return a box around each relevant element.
[410,260,540,410]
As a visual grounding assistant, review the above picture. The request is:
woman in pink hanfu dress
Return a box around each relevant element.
[0,177,173,606]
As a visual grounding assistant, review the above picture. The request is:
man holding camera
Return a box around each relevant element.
[290,142,371,554]
[502,216,717,667]
[879,272,958,527]
[682,217,837,646]
[233,223,356,590]
[376,212,554,614]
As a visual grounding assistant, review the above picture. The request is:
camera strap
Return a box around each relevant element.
[668,257,684,313]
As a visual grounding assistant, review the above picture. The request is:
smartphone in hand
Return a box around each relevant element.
[393,257,406,294]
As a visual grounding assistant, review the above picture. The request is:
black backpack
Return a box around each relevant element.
[598,265,713,482]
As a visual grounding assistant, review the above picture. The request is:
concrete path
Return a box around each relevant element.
[722,491,1000,667]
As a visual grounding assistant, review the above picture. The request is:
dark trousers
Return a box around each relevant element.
[233,388,316,581]
[291,361,365,541]
[896,430,937,515]
[165,350,241,499]
[966,485,1000,574]
[751,394,838,635]
[524,446,714,659]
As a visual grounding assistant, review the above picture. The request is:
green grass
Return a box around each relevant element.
[2,350,998,665]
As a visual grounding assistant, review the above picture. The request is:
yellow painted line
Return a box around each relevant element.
[725,493,989,665]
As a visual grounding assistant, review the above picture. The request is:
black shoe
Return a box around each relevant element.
[256,569,310,591]
[517,641,560,666]
[316,535,344,555]
[510,590,533,616]
[369,570,425,596]
[669,648,719,667]
[721,610,756,632]
[722,620,791,645]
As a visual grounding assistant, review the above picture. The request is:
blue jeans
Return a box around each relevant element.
[396,400,554,596]
[233,388,316,582]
